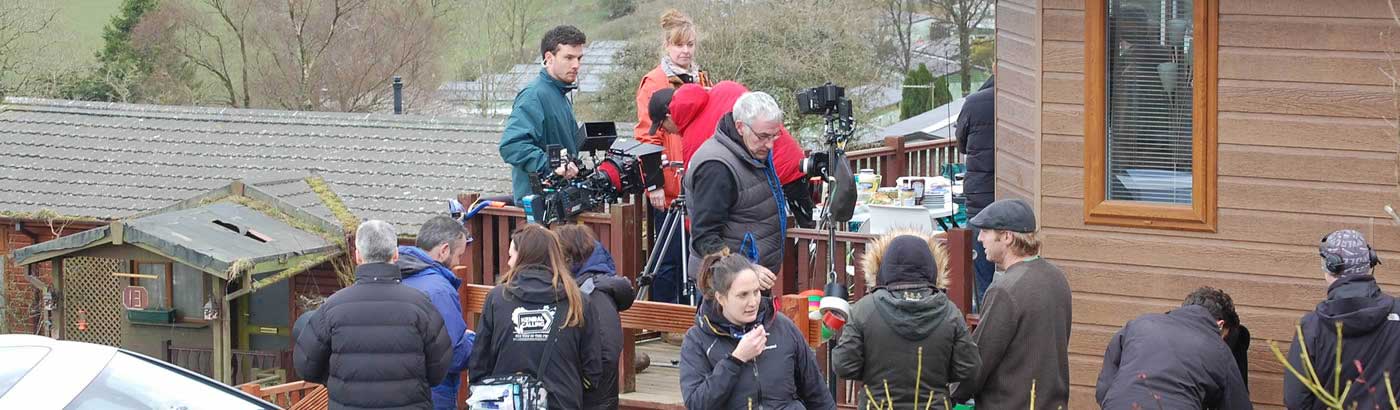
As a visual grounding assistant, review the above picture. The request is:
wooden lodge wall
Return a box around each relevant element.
[998,0,1400,407]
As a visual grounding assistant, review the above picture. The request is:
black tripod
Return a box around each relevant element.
[636,165,695,305]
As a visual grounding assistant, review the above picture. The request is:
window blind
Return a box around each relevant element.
[1105,0,1195,204]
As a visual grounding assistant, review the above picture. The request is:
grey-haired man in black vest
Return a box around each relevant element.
[684,91,787,291]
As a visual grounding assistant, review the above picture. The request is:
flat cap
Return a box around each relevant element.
[968,199,1037,233]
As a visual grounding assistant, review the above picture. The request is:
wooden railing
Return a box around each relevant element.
[238,380,328,410]
[165,342,289,386]
[453,193,643,290]
[846,137,961,185]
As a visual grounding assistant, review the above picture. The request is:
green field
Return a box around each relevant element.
[52,0,123,62]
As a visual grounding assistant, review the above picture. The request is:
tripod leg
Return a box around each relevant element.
[637,207,679,301]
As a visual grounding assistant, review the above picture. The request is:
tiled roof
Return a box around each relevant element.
[0,97,512,231]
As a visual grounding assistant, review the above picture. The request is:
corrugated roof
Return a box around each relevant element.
[0,97,513,231]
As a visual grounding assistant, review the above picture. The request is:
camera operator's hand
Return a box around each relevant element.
[647,188,667,209]
[554,161,579,179]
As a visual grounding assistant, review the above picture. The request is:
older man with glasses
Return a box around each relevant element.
[683,91,789,294]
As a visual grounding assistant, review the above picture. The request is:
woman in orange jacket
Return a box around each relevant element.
[634,9,711,305]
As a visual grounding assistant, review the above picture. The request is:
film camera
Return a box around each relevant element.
[522,122,664,226]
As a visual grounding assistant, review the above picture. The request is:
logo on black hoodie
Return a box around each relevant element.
[511,305,556,342]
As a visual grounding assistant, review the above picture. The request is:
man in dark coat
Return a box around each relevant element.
[685,91,788,278]
[397,216,475,410]
[1284,230,1400,409]
[1096,287,1253,409]
[294,220,452,410]
[570,240,636,409]
[834,234,980,409]
[955,76,996,309]
[951,199,1071,410]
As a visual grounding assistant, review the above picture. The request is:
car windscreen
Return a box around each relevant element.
[0,346,50,397]
[65,352,272,410]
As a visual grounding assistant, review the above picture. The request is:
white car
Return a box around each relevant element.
[0,334,277,409]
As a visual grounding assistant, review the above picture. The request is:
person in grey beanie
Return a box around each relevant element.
[1284,229,1400,409]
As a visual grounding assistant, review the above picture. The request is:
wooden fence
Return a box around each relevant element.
[165,341,289,386]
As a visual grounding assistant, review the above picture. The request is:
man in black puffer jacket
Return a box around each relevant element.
[294,220,452,410]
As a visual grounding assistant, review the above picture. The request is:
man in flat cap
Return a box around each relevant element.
[951,199,1072,410]
[1284,229,1400,410]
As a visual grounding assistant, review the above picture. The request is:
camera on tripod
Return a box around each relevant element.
[794,83,858,224]
[796,83,856,145]
[522,122,664,226]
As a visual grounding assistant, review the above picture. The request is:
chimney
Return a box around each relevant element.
[392,76,403,114]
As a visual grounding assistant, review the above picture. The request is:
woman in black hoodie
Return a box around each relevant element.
[832,231,980,409]
[469,224,602,410]
[553,224,636,410]
[679,251,835,410]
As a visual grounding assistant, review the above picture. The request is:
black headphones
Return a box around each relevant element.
[1320,232,1381,274]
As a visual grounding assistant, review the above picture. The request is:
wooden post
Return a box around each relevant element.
[882,136,906,186]
[457,193,484,286]
[212,277,233,384]
[611,199,639,394]
[944,229,974,315]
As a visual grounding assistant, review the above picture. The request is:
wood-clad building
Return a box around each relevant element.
[996,0,1397,407]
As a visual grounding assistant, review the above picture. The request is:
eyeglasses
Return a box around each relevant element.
[743,123,781,142]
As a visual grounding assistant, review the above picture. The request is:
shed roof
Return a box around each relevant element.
[11,180,343,280]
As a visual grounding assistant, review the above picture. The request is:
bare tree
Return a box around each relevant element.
[927,0,992,94]
[254,0,371,110]
[881,0,920,75]
[0,1,58,98]
[319,0,443,112]
[498,0,548,63]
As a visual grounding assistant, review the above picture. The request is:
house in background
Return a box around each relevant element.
[0,97,513,336]
[10,179,345,385]
[997,0,1397,407]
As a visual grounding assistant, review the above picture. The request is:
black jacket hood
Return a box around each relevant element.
[876,235,939,288]
[576,271,636,312]
[872,287,952,341]
[505,265,566,305]
[1319,275,1395,337]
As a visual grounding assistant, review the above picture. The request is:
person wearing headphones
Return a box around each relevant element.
[1283,229,1400,409]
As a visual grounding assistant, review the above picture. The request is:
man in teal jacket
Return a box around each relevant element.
[500,25,588,204]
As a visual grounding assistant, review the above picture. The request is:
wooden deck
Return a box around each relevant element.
[619,340,685,409]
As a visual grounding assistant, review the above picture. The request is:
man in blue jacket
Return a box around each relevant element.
[500,25,588,204]
[398,216,475,410]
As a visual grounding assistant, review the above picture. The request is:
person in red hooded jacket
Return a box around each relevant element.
[671,81,815,228]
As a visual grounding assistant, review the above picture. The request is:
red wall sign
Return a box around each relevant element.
[122,286,149,310]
